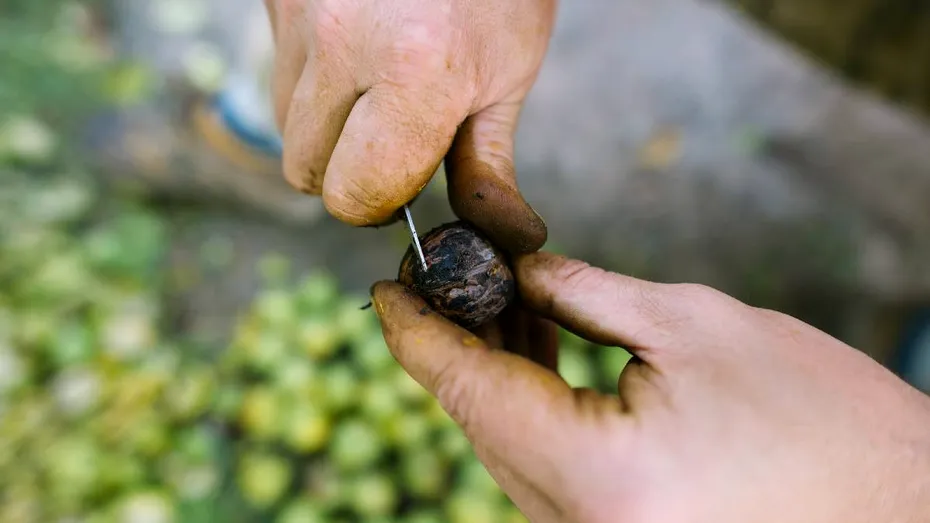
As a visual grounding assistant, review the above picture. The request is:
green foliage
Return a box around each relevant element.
[0,162,632,522]
[2,1,100,121]
[0,0,153,152]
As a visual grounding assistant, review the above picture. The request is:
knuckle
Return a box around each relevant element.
[383,26,461,85]
[394,20,454,62]
[552,258,600,291]
[664,282,734,313]
[314,0,356,46]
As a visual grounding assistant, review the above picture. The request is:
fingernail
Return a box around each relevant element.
[530,205,546,228]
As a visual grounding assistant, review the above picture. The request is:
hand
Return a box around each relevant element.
[263,0,554,253]
[369,252,930,523]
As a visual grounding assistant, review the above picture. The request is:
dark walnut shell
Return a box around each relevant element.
[397,221,515,329]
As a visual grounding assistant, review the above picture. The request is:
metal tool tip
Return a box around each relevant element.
[402,205,428,272]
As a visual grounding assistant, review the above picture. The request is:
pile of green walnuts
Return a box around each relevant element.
[0,119,628,523]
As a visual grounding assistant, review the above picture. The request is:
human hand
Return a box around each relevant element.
[369,252,930,523]
[263,0,554,253]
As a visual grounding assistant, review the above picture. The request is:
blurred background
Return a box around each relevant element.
[2,0,930,521]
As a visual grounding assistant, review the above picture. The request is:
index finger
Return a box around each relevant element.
[322,83,467,226]
[370,281,625,493]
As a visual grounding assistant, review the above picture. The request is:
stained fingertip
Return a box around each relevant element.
[358,213,402,228]
[447,165,548,254]
[323,84,461,227]
[445,101,547,255]
[370,280,418,318]
[354,192,426,228]
[322,182,388,226]
[370,281,465,342]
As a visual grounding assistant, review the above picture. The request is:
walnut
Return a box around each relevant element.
[397,221,515,329]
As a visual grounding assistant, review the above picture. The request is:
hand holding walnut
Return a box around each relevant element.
[263,0,555,253]
[370,252,930,523]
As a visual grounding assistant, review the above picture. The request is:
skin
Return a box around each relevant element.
[370,253,930,522]
[268,2,930,520]
[264,0,552,253]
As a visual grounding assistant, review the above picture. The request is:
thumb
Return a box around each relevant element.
[322,83,467,226]
[370,280,622,492]
[446,101,548,254]
[515,252,743,363]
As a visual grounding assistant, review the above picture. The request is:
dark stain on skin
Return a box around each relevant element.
[447,165,548,254]
[360,211,403,228]
[418,307,430,316]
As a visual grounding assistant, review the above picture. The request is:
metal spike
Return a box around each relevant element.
[402,204,428,272]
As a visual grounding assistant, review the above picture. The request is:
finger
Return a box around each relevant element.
[459,305,559,372]
[487,304,529,359]
[446,101,548,254]
[522,313,559,372]
[515,252,742,362]
[471,320,506,351]
[497,305,560,372]
[270,40,307,134]
[264,0,308,132]
[370,281,623,495]
[280,57,358,195]
[322,83,467,226]
[262,0,277,36]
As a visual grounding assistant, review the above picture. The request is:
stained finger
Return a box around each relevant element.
[265,0,309,131]
[323,83,467,226]
[280,60,357,195]
[446,101,547,254]
[496,304,532,360]
[524,313,559,372]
